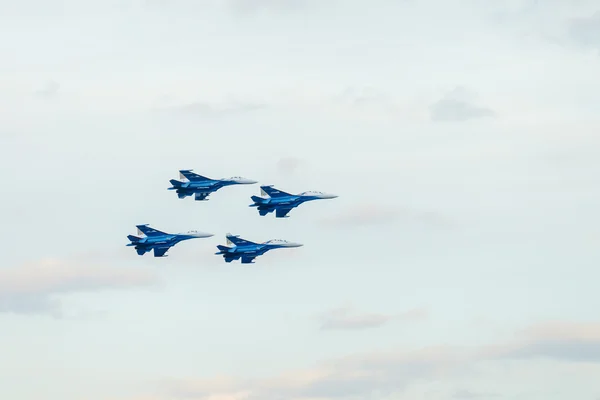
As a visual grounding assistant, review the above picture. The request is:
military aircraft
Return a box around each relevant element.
[249,185,338,218]
[215,233,303,264]
[168,169,258,201]
[127,224,214,257]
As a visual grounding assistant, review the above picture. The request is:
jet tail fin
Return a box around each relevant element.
[260,185,292,198]
[225,233,256,246]
[179,169,210,182]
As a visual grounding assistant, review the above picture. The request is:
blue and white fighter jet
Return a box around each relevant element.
[249,185,338,218]
[215,233,303,264]
[168,169,258,201]
[127,224,214,257]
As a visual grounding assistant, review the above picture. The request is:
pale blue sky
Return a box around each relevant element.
[1,1,600,399]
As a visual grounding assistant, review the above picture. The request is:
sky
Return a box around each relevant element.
[1,0,600,399]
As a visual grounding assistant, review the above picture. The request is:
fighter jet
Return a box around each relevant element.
[215,233,303,264]
[127,224,214,257]
[249,185,338,218]
[168,169,258,201]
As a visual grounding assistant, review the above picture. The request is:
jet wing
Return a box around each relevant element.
[153,246,170,257]
[241,255,257,264]
[194,192,210,201]
[180,170,211,182]
[275,207,292,218]
[137,225,168,237]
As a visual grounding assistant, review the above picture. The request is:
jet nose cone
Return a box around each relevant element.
[320,193,338,199]
[244,179,258,184]
[289,242,303,248]
[194,232,214,238]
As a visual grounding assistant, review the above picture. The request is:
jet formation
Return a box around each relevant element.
[128,169,337,263]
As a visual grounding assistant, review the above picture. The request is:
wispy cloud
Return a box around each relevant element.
[35,80,60,98]
[161,345,463,400]
[228,0,319,14]
[144,0,322,15]
[333,86,401,114]
[453,389,500,399]
[488,321,600,363]
[430,86,495,122]
[320,204,450,228]
[151,320,600,400]
[177,101,266,116]
[154,98,267,118]
[0,257,159,317]
[318,305,428,331]
[569,11,600,50]
[276,156,303,175]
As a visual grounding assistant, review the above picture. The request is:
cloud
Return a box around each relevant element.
[276,157,303,175]
[318,305,427,331]
[0,257,159,317]
[334,86,400,113]
[227,0,316,14]
[488,321,600,363]
[154,98,267,118]
[176,101,266,117]
[162,345,463,400]
[319,204,450,228]
[429,86,495,122]
[150,320,600,400]
[35,80,60,98]
[144,0,321,14]
[453,389,499,399]
[569,11,600,50]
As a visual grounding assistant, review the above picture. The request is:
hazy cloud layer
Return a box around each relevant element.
[320,204,450,228]
[487,321,600,363]
[156,99,267,118]
[228,0,313,14]
[0,258,159,317]
[155,320,600,400]
[569,11,600,49]
[333,86,402,115]
[453,389,499,399]
[318,305,427,330]
[35,80,60,98]
[430,87,495,122]
[276,157,303,175]
[144,0,323,14]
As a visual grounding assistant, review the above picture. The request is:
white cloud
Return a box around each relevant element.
[429,87,495,122]
[149,320,600,400]
[0,257,159,317]
[317,305,428,331]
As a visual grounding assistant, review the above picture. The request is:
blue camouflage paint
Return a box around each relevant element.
[249,185,338,218]
[127,224,213,257]
[215,233,303,264]
[168,169,257,201]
